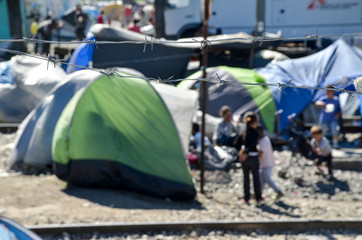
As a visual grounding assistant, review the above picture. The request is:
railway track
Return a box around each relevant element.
[0,123,19,133]
[28,219,362,238]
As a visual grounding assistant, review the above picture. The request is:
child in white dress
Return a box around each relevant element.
[256,126,283,199]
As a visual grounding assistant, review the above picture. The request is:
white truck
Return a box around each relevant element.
[158,0,362,39]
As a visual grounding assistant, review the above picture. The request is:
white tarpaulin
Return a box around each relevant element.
[152,82,198,154]
[0,55,66,122]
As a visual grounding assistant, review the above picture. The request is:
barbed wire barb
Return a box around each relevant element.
[192,39,211,50]
[105,71,114,79]
[143,36,154,52]
[278,79,293,90]
[307,29,319,40]
[337,81,353,96]
[216,73,226,85]
[23,36,37,52]
[107,67,119,79]
[46,54,57,70]
[98,68,117,79]
[259,33,267,47]
[84,39,98,51]
[165,75,174,84]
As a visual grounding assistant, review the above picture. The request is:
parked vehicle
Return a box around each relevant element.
[156,0,362,39]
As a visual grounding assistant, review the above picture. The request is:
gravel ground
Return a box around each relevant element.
[1,132,362,239]
[41,229,362,240]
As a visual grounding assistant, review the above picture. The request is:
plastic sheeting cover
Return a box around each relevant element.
[0,56,66,122]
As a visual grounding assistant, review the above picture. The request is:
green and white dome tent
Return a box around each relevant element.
[10,69,197,200]
[179,66,277,133]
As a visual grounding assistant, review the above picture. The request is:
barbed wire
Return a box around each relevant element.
[0,30,362,48]
[1,46,361,96]
[1,28,362,96]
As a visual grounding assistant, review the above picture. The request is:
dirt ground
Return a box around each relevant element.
[0,133,362,227]
[0,171,361,227]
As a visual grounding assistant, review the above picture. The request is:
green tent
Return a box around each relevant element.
[52,73,196,200]
[179,66,276,133]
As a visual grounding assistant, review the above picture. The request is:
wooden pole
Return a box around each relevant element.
[154,0,166,38]
[200,0,210,194]
[250,0,266,68]
[255,0,265,36]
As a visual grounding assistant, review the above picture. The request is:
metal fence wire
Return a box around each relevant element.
[0,31,362,95]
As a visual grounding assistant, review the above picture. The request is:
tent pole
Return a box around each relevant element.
[200,0,210,194]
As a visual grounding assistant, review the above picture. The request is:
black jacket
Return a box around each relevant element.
[234,127,259,154]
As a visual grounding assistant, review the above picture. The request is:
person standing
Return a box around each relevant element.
[316,85,341,148]
[256,125,283,199]
[124,4,133,27]
[30,17,39,53]
[236,112,263,205]
[97,9,105,24]
[38,15,56,55]
[74,4,88,40]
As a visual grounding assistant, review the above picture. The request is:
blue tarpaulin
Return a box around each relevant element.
[0,61,13,84]
[66,36,95,74]
[257,39,362,131]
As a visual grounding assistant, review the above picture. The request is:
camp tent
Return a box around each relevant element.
[103,2,123,20]
[66,25,281,79]
[66,24,195,79]
[0,55,66,122]
[256,39,362,131]
[10,69,197,200]
[178,66,277,133]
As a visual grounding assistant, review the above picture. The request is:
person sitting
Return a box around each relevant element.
[189,122,237,171]
[191,123,210,151]
[310,125,334,181]
[212,105,238,147]
[127,18,141,33]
